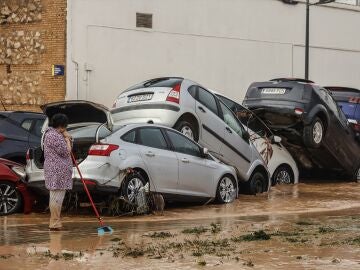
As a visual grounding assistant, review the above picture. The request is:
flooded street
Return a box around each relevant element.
[1,182,360,269]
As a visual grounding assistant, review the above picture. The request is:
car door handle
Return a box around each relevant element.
[181,158,190,163]
[226,127,233,134]
[145,151,155,157]
[198,106,206,113]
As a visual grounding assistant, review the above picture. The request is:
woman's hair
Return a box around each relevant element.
[50,113,69,129]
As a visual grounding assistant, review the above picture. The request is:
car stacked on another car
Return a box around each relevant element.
[214,92,299,185]
[112,77,270,194]
[326,87,360,137]
[26,101,238,205]
[243,78,360,181]
[0,111,45,164]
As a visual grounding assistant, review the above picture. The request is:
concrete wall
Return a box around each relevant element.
[67,0,360,107]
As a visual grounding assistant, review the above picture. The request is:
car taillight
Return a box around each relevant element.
[166,84,181,104]
[353,123,360,132]
[0,134,5,143]
[88,144,119,156]
[294,108,304,115]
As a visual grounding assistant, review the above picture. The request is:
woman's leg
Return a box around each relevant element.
[49,190,66,229]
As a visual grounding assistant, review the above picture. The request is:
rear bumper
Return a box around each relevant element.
[111,103,180,126]
[27,179,119,196]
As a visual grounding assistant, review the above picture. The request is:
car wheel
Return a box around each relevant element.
[121,172,146,204]
[0,182,22,216]
[216,175,236,204]
[272,165,294,186]
[174,120,198,141]
[248,172,267,195]
[303,117,324,148]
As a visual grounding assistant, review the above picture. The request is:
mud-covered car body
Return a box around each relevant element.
[0,111,45,164]
[0,158,34,215]
[215,93,299,185]
[326,87,360,137]
[243,78,360,180]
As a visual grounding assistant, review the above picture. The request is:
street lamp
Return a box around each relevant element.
[305,0,335,80]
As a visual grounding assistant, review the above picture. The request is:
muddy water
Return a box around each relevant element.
[0,182,360,269]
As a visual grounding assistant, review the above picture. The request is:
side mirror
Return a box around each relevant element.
[201,147,209,157]
[271,135,282,144]
[242,131,250,142]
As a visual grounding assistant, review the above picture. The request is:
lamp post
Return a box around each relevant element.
[305,0,335,80]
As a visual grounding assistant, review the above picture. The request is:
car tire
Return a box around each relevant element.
[121,172,147,204]
[0,182,23,216]
[272,165,294,186]
[216,175,237,204]
[248,172,267,195]
[174,120,198,141]
[303,117,324,148]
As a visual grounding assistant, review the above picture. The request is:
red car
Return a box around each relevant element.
[0,158,34,215]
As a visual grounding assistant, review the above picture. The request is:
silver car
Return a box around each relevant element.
[112,77,270,194]
[26,101,238,204]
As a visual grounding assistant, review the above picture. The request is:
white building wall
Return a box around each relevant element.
[66,0,360,107]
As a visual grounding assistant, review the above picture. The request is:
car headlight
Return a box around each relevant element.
[12,166,26,178]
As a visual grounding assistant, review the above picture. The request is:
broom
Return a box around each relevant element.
[71,152,113,235]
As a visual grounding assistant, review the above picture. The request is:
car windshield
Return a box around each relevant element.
[338,101,359,120]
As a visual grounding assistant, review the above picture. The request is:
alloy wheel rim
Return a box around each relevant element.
[313,122,323,144]
[127,178,144,203]
[276,170,291,184]
[219,177,235,203]
[0,184,18,214]
[180,126,194,140]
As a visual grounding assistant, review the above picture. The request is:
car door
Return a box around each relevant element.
[218,101,253,180]
[192,86,225,155]
[164,129,216,198]
[136,127,179,194]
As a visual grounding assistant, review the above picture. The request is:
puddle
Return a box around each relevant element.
[0,182,360,269]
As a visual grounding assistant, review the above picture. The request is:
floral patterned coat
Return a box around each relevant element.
[43,127,73,190]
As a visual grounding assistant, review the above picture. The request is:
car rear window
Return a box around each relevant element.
[123,78,183,93]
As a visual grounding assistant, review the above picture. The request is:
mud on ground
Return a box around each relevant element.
[0,182,360,269]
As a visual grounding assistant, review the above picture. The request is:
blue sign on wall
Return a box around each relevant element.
[52,65,65,76]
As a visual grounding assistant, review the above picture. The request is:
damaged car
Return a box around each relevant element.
[26,101,238,206]
[112,77,270,194]
[243,78,360,181]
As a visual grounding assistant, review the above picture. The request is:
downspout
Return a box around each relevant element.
[68,0,80,100]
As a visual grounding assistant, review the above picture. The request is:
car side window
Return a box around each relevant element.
[138,128,168,150]
[219,101,244,137]
[33,119,44,137]
[122,130,136,143]
[166,130,202,157]
[218,95,238,112]
[197,87,218,115]
[188,85,197,98]
[21,119,33,131]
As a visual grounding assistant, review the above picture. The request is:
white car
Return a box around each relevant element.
[112,77,270,194]
[26,101,238,204]
[215,93,299,185]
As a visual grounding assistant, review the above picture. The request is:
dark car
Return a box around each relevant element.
[243,78,360,181]
[0,158,34,215]
[0,111,45,164]
[325,87,360,136]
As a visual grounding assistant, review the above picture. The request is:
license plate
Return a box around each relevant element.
[261,88,286,95]
[128,94,153,103]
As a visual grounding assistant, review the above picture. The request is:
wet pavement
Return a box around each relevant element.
[1,182,360,269]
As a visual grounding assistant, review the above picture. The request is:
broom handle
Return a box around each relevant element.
[71,152,104,226]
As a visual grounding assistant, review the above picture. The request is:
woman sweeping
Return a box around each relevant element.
[43,113,73,231]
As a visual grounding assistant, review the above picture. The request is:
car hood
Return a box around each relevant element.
[41,100,114,131]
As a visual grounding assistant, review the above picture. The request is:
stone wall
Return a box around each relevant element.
[0,0,66,112]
